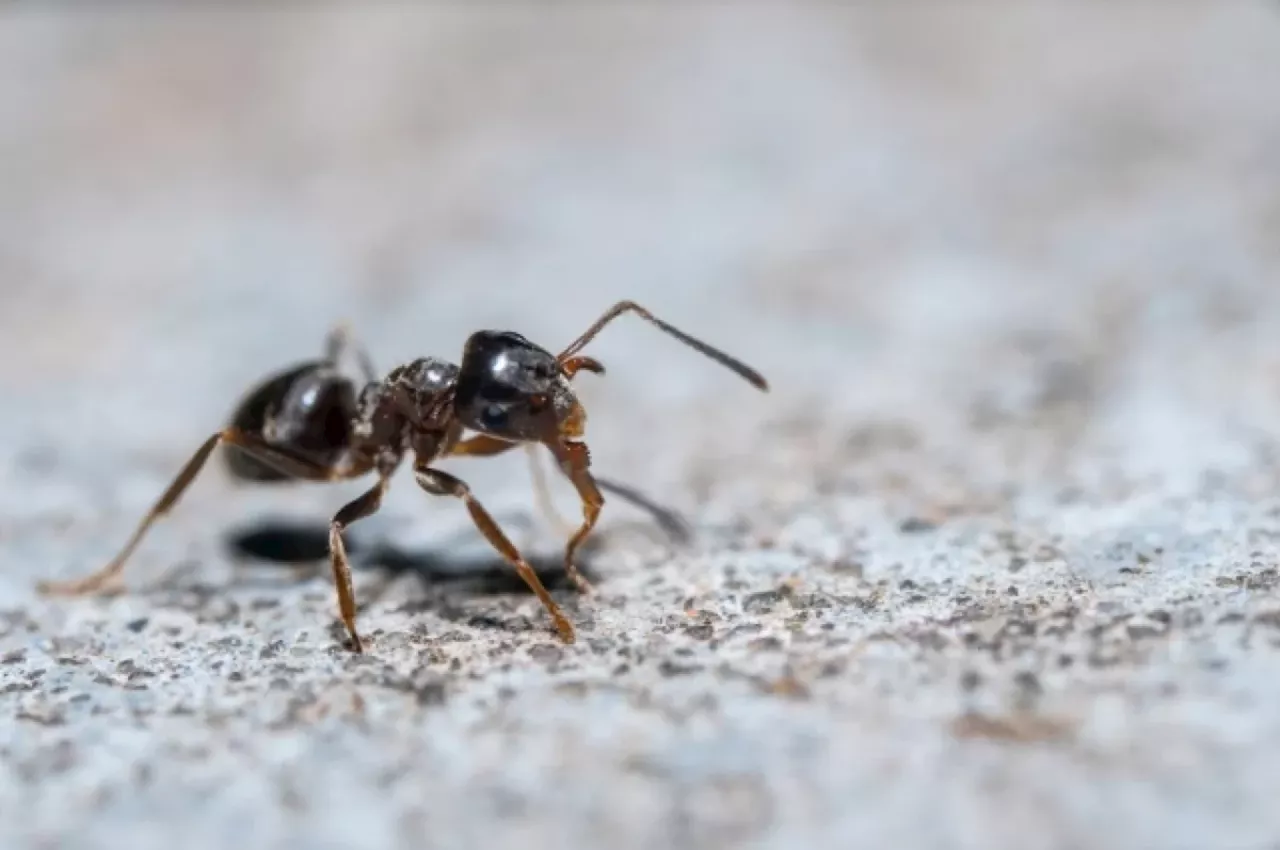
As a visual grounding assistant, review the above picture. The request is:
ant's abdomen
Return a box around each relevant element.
[224,361,358,482]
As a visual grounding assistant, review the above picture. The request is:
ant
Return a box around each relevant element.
[38,301,768,651]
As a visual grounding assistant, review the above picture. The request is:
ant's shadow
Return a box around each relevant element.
[220,478,690,609]
[225,516,601,596]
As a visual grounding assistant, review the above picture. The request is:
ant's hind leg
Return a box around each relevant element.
[38,432,226,596]
[414,465,575,644]
[327,477,390,653]
[39,429,341,597]
[324,323,377,384]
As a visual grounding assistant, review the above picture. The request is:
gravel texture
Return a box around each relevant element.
[4,6,1280,850]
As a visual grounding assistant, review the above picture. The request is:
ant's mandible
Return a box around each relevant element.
[38,301,769,651]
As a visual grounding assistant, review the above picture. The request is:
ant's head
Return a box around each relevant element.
[455,331,583,441]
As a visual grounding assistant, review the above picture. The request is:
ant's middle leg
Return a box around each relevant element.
[448,435,574,535]
[38,429,356,596]
[414,464,575,644]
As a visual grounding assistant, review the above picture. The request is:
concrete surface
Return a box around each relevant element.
[4,5,1280,849]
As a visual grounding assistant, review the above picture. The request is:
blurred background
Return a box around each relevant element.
[3,5,1279,524]
[5,5,1280,849]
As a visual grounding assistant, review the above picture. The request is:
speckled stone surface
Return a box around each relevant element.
[4,6,1280,850]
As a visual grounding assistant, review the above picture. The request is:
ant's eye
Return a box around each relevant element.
[479,404,508,431]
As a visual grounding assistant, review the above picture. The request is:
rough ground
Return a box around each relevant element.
[3,6,1280,850]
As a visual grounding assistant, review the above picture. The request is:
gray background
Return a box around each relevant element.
[3,5,1280,849]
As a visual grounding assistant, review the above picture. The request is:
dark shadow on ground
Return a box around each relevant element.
[224,473,691,595]
[224,516,600,594]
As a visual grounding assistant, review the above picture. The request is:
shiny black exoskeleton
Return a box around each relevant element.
[40,301,768,655]
[222,331,600,496]
[455,331,581,443]
[224,360,360,483]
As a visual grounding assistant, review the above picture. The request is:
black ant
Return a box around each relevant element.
[38,301,769,651]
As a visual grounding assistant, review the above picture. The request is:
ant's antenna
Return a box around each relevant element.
[557,301,768,391]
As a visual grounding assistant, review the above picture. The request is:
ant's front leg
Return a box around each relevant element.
[451,434,689,563]
[547,440,603,594]
[38,429,347,597]
[448,434,518,458]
